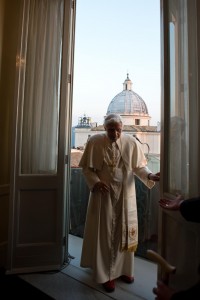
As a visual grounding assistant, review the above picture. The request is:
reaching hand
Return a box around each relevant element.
[159,194,184,211]
[149,172,160,182]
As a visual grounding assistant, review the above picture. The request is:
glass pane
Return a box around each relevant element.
[20,0,64,174]
[167,0,189,195]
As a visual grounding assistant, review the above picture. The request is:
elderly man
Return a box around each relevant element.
[79,113,160,292]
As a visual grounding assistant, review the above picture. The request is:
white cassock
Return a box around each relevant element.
[79,133,155,283]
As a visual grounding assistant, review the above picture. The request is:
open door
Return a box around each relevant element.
[7,0,76,273]
[159,0,200,291]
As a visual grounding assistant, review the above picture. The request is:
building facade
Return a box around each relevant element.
[74,74,160,155]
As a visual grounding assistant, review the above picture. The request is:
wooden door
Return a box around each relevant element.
[7,0,76,273]
[159,0,200,290]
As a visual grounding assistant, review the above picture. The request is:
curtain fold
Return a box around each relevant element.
[168,1,189,195]
[20,0,64,174]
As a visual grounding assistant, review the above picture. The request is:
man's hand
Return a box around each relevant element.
[149,172,160,182]
[93,181,110,194]
[159,194,184,211]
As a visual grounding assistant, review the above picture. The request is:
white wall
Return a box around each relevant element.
[74,128,160,155]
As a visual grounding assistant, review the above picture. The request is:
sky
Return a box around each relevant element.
[72,0,161,127]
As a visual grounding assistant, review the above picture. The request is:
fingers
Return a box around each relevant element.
[151,173,160,181]
[95,182,110,193]
[150,176,159,182]
[159,199,171,206]
[153,177,160,182]
[100,187,109,193]
[159,198,181,210]
[159,199,172,207]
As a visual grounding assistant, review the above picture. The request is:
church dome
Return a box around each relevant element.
[106,74,148,116]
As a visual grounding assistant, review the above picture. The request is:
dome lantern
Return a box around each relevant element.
[123,73,133,91]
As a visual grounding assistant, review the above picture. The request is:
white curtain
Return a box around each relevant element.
[168,0,189,195]
[20,0,64,174]
[163,1,200,285]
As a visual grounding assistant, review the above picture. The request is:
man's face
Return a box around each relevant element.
[104,122,122,142]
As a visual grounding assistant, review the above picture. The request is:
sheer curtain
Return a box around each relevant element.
[167,0,198,196]
[167,0,189,196]
[20,0,64,174]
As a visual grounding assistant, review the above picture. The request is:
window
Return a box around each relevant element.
[135,119,140,125]
[165,0,198,197]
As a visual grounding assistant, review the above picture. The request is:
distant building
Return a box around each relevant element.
[73,74,160,156]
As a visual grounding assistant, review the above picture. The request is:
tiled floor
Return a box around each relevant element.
[20,235,157,300]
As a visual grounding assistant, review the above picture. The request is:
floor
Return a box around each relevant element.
[19,235,157,300]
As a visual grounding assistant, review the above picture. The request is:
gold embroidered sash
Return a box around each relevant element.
[121,200,138,252]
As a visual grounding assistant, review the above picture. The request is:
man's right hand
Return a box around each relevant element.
[159,194,184,211]
[93,181,110,194]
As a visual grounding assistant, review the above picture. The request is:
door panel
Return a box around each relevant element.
[7,0,76,273]
[160,0,200,290]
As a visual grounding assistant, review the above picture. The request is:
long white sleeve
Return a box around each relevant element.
[81,167,100,191]
[133,166,155,189]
